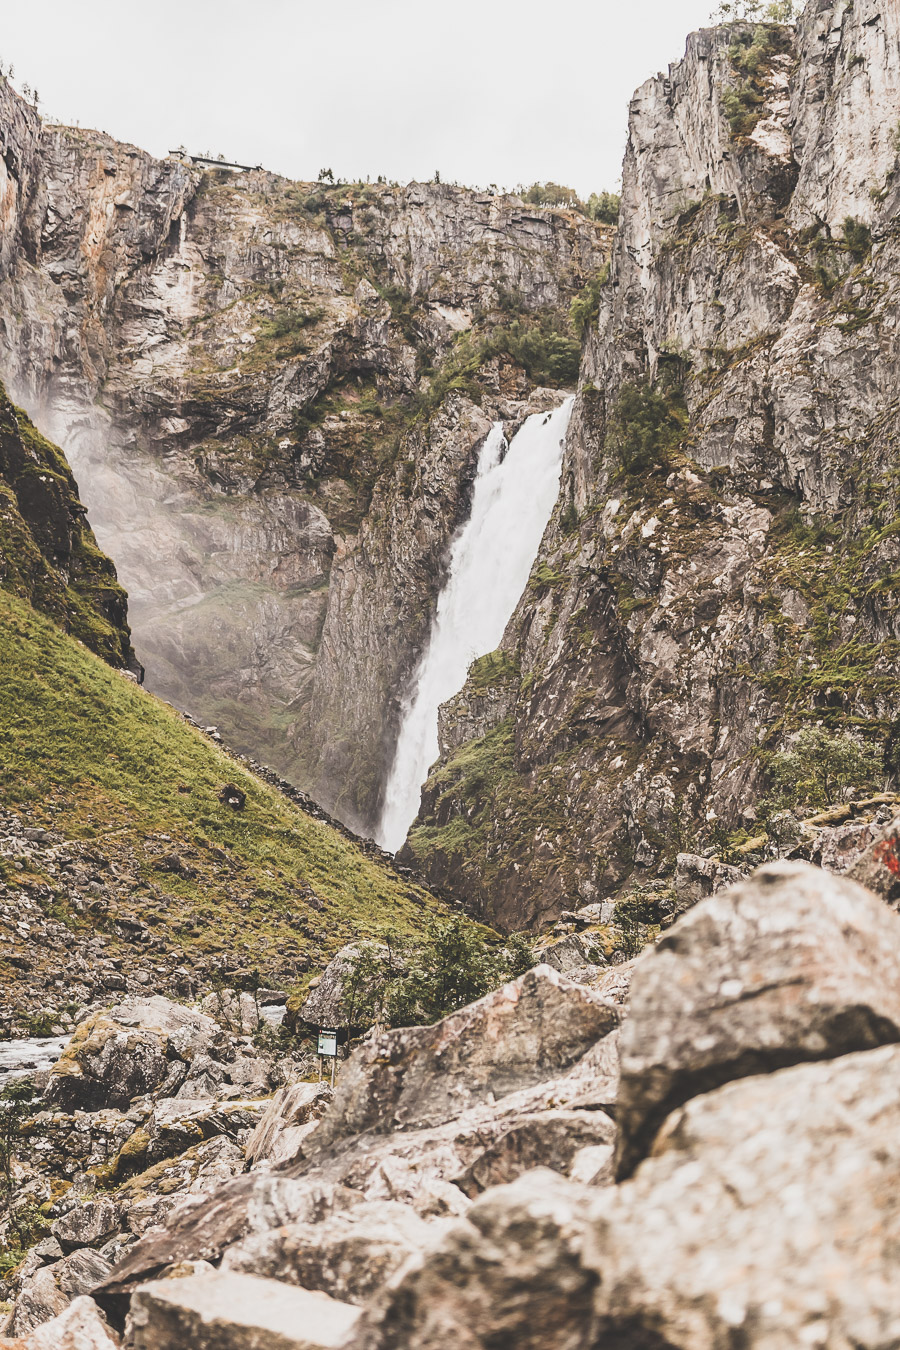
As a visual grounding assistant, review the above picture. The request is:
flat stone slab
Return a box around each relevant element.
[130,1271,361,1350]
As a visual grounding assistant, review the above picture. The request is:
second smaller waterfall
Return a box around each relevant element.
[377,397,573,853]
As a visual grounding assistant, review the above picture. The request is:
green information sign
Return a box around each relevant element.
[318,1029,338,1057]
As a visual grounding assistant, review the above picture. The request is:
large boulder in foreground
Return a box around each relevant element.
[349,1169,599,1350]
[220,1200,441,1305]
[350,1042,900,1350]
[615,861,900,1175]
[1,1296,120,1349]
[45,998,220,1113]
[311,965,620,1150]
[588,1042,900,1348]
[129,1272,360,1350]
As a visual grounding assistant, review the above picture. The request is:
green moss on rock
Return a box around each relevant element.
[0,383,133,667]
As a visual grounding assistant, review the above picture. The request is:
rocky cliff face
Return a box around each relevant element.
[0,81,608,822]
[407,0,900,930]
[0,380,132,667]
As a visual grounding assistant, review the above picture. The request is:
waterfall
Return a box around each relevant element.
[376,396,574,853]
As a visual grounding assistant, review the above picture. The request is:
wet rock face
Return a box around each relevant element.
[0,81,608,819]
[408,1,900,929]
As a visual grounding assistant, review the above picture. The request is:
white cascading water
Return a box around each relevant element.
[376,396,574,853]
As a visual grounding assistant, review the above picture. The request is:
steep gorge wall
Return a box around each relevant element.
[408,0,900,930]
[0,80,609,823]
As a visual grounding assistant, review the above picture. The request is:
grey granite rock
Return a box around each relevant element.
[615,861,900,1176]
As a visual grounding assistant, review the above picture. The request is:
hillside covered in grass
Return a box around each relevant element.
[0,587,449,1031]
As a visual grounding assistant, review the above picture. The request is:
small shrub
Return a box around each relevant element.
[585,192,620,224]
[722,79,766,136]
[767,728,882,810]
[560,499,580,534]
[615,893,661,926]
[711,1,800,19]
[0,1079,42,1253]
[605,374,689,477]
[343,916,535,1030]
[258,306,324,359]
[840,216,872,262]
[570,266,610,339]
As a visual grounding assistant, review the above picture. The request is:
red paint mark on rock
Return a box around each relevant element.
[873,838,900,877]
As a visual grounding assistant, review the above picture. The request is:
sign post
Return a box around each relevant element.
[318,1028,338,1087]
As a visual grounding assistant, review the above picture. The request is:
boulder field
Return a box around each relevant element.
[4,855,900,1347]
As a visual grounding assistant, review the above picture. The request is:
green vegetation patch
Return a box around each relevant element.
[467,650,521,693]
[763,727,882,813]
[521,183,620,224]
[570,267,610,340]
[605,373,691,479]
[0,387,132,667]
[722,23,793,139]
[341,914,534,1029]
[0,589,448,975]
[256,305,325,359]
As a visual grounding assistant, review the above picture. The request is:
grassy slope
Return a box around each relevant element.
[0,588,444,983]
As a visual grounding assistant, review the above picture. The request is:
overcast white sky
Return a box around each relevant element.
[3,0,717,196]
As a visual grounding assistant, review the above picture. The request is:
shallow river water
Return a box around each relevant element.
[0,1035,69,1081]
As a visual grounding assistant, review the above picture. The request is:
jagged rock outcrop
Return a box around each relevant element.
[408,0,900,930]
[45,997,221,1113]
[614,860,900,1177]
[0,382,132,667]
[91,966,620,1313]
[0,73,609,820]
[0,994,315,1332]
[243,1082,333,1171]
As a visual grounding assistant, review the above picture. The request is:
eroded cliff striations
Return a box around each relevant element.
[408,0,900,929]
[0,86,609,823]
